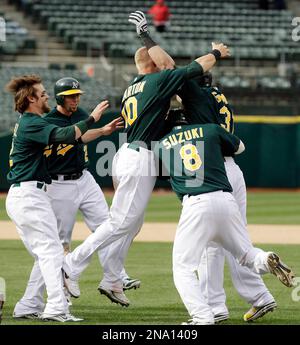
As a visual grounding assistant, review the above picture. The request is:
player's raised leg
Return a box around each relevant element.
[63,145,156,282]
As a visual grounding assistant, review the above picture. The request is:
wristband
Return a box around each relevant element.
[211,49,221,60]
[139,31,157,50]
[85,115,95,128]
[76,116,95,135]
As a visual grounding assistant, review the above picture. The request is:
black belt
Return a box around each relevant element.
[186,190,229,197]
[12,181,47,191]
[51,172,83,181]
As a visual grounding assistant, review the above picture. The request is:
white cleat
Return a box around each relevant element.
[64,287,73,306]
[214,313,229,324]
[0,300,4,324]
[13,312,41,320]
[123,277,141,291]
[41,313,83,322]
[182,318,214,325]
[62,270,80,298]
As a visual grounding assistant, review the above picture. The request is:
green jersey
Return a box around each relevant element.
[7,113,58,184]
[121,61,203,148]
[156,123,240,200]
[178,81,234,134]
[43,107,89,175]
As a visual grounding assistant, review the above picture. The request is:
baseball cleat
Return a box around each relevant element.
[63,243,71,255]
[243,301,277,322]
[98,285,130,307]
[0,279,5,324]
[62,269,80,298]
[64,287,72,306]
[214,313,229,324]
[0,300,4,324]
[123,277,141,291]
[267,252,295,287]
[41,313,83,322]
[13,312,41,320]
[182,318,214,325]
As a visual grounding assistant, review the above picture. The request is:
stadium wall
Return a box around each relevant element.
[235,116,300,188]
[1,113,299,190]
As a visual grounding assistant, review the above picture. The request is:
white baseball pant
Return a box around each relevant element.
[48,169,136,291]
[173,191,272,324]
[99,151,145,291]
[13,169,137,311]
[63,143,157,290]
[6,182,69,316]
[198,157,274,316]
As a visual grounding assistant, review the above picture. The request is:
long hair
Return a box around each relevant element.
[6,75,42,114]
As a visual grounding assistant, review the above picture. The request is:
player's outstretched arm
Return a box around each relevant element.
[128,11,230,73]
[194,42,230,73]
[80,117,124,143]
[74,100,110,139]
[49,101,110,144]
[129,10,175,70]
[148,44,175,70]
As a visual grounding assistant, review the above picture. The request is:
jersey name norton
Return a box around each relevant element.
[157,123,240,200]
[43,107,89,175]
[7,112,58,185]
[121,61,203,148]
[178,81,234,134]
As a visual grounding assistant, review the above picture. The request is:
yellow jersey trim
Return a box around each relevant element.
[235,116,300,124]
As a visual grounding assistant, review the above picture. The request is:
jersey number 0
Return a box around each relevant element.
[121,96,138,128]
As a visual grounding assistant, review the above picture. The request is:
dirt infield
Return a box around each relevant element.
[0,221,300,244]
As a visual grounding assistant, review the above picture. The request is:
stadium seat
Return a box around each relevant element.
[0,66,121,133]
[12,0,295,61]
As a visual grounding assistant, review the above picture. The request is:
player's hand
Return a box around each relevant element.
[212,42,230,58]
[90,100,110,122]
[128,11,148,35]
[101,117,124,136]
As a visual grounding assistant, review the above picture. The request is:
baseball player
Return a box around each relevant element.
[129,11,277,323]
[61,28,230,293]
[0,277,5,324]
[5,75,109,322]
[44,77,139,306]
[0,299,3,324]
[156,110,295,325]
[177,75,277,322]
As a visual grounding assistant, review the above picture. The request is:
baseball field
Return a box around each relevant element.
[0,190,300,325]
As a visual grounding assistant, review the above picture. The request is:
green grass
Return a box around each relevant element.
[0,196,7,221]
[86,191,300,224]
[0,240,299,325]
[1,191,300,224]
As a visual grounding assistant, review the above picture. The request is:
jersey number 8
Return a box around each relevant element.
[179,144,202,172]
